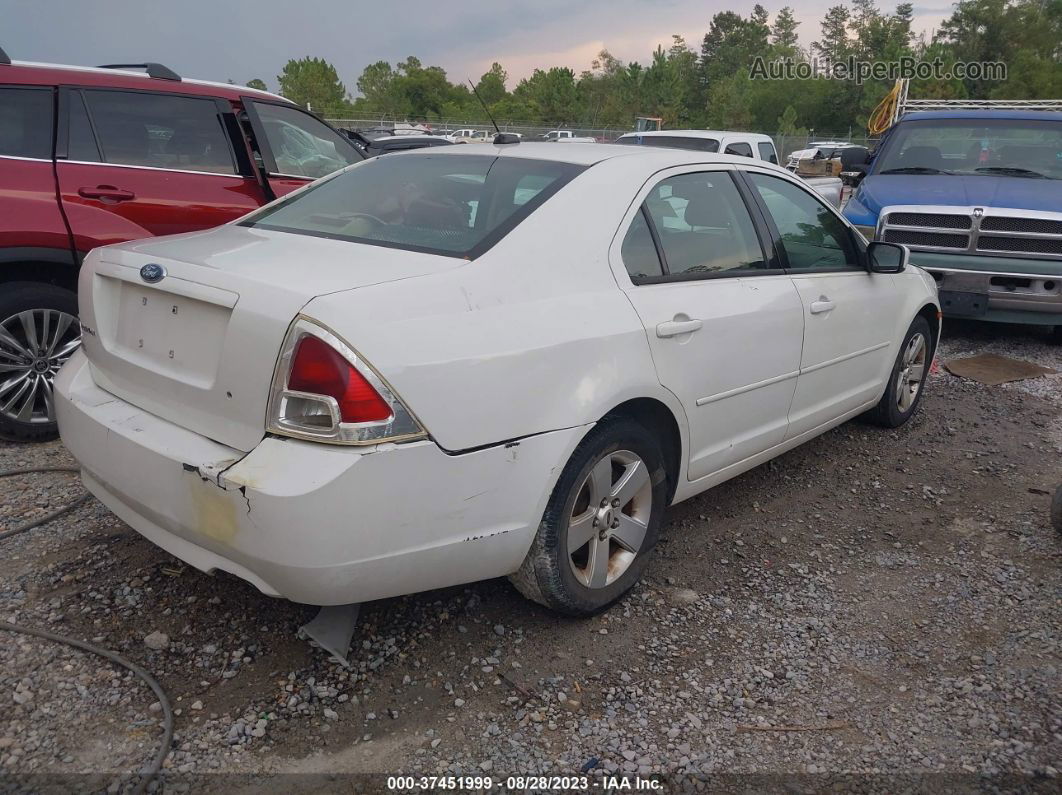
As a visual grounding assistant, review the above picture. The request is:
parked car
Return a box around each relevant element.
[56,142,939,615]
[452,128,488,143]
[843,109,1062,334]
[0,51,364,440]
[541,129,596,143]
[616,130,844,207]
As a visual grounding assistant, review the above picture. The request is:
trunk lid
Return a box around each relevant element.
[78,224,459,451]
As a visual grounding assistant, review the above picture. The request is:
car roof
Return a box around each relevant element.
[2,59,289,103]
[392,141,790,169]
[901,110,1062,122]
[617,130,775,142]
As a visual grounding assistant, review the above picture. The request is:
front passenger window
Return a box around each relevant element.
[748,173,860,271]
[251,102,363,178]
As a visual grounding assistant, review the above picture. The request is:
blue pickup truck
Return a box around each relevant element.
[843,109,1062,336]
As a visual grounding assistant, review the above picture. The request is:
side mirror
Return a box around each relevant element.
[867,241,908,273]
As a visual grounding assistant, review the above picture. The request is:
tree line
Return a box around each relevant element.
[246,0,1061,136]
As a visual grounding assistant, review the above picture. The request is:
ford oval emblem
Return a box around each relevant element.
[140,263,165,283]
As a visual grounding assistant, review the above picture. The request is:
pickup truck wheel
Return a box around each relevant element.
[864,316,932,428]
[0,283,80,442]
[509,418,668,616]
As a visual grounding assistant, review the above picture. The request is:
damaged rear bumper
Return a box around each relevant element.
[55,350,584,605]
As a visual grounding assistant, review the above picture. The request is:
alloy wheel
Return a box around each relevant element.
[895,331,927,413]
[0,309,81,425]
[566,449,653,589]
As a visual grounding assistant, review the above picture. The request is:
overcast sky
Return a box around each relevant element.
[3,0,953,93]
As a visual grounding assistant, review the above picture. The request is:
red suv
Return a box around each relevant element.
[0,50,364,440]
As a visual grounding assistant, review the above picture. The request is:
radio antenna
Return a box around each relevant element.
[468,79,501,135]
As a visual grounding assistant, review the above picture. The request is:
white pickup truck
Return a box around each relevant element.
[541,129,596,143]
[615,130,844,208]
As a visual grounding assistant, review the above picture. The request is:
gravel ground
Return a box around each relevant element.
[1,320,1060,792]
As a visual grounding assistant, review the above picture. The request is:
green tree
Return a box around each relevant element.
[771,7,802,53]
[814,5,853,65]
[476,63,509,106]
[514,67,578,123]
[246,78,268,91]
[277,57,352,115]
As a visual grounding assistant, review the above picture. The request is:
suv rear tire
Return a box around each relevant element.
[0,282,80,442]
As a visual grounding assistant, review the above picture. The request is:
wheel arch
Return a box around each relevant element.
[599,396,683,504]
[916,302,940,356]
[0,253,79,294]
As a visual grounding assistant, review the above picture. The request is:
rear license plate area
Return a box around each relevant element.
[939,290,988,317]
[107,280,230,386]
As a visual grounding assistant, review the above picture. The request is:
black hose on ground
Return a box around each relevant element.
[0,466,87,541]
[0,466,173,793]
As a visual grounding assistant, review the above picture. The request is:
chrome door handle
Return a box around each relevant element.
[656,318,703,337]
[810,299,835,314]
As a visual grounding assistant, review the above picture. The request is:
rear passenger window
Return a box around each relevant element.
[67,91,101,162]
[620,209,664,282]
[0,87,53,160]
[82,90,236,174]
[757,142,778,164]
[640,172,766,278]
[724,141,754,158]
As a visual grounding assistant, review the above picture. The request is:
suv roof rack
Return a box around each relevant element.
[97,62,181,81]
[0,46,11,65]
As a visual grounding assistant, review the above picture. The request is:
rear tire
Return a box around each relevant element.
[1051,485,1062,535]
[509,418,669,616]
[864,316,932,428]
[0,282,80,442]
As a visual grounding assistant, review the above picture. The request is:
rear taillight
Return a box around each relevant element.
[288,336,392,423]
[267,318,424,445]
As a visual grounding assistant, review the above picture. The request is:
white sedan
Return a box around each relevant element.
[56,143,939,615]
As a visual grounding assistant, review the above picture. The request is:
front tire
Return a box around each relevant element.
[509,418,669,616]
[864,316,932,428]
[0,282,81,442]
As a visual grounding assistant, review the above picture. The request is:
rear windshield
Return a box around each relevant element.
[242,154,584,258]
[617,135,720,152]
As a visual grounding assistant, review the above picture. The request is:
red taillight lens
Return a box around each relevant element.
[288,336,392,423]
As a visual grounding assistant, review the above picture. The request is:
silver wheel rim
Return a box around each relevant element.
[566,449,652,589]
[0,309,81,425]
[895,332,927,413]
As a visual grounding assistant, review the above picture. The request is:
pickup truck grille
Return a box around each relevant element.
[978,217,1062,235]
[887,212,971,230]
[879,206,1062,260]
[884,230,969,249]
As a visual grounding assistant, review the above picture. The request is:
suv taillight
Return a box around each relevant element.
[267,318,425,445]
